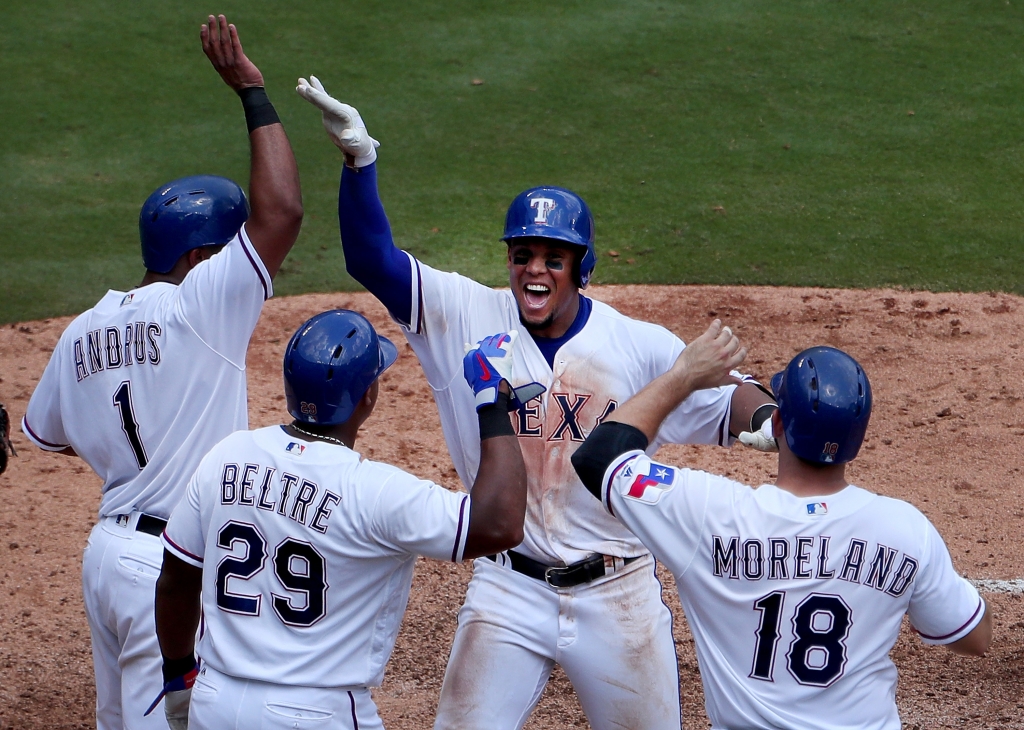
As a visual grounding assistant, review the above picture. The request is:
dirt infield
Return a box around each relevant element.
[1,285,1022,729]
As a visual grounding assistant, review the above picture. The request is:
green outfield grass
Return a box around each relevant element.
[2,0,1023,324]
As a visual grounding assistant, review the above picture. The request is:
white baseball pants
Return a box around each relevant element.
[189,665,383,730]
[433,553,681,730]
[82,514,170,730]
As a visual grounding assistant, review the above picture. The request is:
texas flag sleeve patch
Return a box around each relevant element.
[622,461,677,504]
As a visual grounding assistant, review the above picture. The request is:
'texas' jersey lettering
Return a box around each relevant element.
[219,461,341,535]
[73,322,163,382]
[710,533,920,598]
[514,393,618,442]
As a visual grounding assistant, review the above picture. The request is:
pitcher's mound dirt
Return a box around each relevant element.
[1,285,1021,729]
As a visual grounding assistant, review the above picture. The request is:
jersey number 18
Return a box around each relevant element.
[750,591,852,687]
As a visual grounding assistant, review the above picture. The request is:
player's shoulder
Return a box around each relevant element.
[587,298,679,342]
[355,455,426,488]
[416,256,504,299]
[200,427,263,463]
[854,486,932,524]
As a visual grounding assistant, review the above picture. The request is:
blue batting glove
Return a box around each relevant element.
[464,332,518,410]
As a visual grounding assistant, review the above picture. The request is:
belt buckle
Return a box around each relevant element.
[544,566,567,588]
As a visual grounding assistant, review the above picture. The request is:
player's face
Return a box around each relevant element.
[507,239,580,337]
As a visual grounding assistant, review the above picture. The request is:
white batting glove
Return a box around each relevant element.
[738,417,779,452]
[163,688,191,730]
[296,76,380,167]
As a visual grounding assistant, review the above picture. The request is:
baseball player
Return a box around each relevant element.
[149,311,529,730]
[572,332,992,729]
[296,79,780,729]
[21,16,302,730]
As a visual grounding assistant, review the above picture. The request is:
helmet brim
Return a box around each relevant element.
[378,335,399,375]
[770,371,784,398]
[501,224,591,249]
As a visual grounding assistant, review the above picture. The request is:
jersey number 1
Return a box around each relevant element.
[113,381,148,470]
[750,591,852,687]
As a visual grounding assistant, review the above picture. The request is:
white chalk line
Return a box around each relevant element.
[968,579,1024,595]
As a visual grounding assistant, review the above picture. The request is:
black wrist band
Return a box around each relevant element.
[162,654,197,683]
[238,86,280,134]
[750,403,779,433]
[479,392,515,440]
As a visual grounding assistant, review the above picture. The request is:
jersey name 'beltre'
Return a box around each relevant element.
[73,320,163,382]
[218,458,341,534]
[711,534,919,597]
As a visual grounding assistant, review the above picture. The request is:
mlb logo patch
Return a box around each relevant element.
[285,442,306,455]
[623,463,676,504]
[120,293,135,306]
[806,502,828,516]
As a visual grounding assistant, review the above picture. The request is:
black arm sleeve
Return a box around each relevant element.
[571,422,650,500]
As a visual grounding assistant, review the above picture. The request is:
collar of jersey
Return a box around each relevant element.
[268,425,358,458]
[753,483,874,520]
[529,294,593,369]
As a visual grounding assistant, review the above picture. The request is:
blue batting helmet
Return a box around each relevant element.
[770,347,872,465]
[283,310,399,426]
[501,186,597,288]
[139,175,249,273]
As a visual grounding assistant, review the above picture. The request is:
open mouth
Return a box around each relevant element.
[523,283,551,311]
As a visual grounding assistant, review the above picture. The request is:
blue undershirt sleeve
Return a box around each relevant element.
[338,162,413,325]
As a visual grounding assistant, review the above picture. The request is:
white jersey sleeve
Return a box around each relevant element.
[369,467,471,563]
[403,253,513,390]
[907,520,985,645]
[21,329,73,451]
[174,225,273,367]
[646,337,735,449]
[162,466,208,569]
[599,450,721,576]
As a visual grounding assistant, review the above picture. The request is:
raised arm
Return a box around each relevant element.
[460,333,529,558]
[296,79,413,323]
[202,15,302,279]
[573,320,745,496]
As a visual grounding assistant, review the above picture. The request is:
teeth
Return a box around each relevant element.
[526,284,549,293]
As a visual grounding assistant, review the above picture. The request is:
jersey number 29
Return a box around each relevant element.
[215,521,328,627]
[750,591,852,687]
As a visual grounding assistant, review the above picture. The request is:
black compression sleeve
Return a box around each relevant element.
[238,86,280,133]
[478,391,515,440]
[571,422,650,500]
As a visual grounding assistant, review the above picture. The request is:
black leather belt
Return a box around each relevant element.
[487,550,642,589]
[135,514,167,537]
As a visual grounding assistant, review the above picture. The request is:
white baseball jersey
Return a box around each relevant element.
[599,450,985,730]
[22,227,271,519]
[402,256,736,565]
[162,425,471,688]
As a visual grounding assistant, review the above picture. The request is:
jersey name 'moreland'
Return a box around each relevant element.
[711,533,919,598]
[219,460,341,535]
[72,320,163,382]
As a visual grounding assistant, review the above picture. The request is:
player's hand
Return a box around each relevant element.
[144,659,198,729]
[675,319,746,392]
[296,76,380,167]
[739,416,779,452]
[201,15,264,91]
[464,332,518,411]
